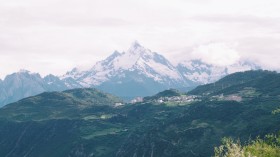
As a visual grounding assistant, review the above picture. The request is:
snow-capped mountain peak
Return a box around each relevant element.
[127,41,145,54]
[93,42,156,72]
[108,41,155,70]
[63,42,185,88]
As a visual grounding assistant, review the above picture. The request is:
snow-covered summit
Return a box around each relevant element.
[127,41,151,55]
[63,42,185,87]
[177,59,260,85]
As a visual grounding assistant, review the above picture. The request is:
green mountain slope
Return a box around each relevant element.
[189,70,280,96]
[0,88,122,121]
[143,88,183,101]
[0,70,280,157]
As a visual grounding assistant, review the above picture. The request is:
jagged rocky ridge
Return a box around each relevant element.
[0,42,259,107]
[0,70,69,107]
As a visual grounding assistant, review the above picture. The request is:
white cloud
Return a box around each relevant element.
[0,0,280,78]
[191,43,240,66]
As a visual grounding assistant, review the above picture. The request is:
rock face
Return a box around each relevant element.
[0,42,260,106]
[0,70,68,107]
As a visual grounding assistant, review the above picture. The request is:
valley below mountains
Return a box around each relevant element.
[0,70,280,157]
[0,42,259,107]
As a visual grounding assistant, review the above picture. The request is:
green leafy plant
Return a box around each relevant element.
[214,138,246,157]
[272,108,280,115]
[214,133,280,157]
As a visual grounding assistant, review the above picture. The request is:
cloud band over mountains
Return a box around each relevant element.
[0,0,280,78]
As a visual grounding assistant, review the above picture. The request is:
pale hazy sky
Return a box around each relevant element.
[1,0,280,79]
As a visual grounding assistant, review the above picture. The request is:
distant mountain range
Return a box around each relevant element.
[0,70,69,107]
[0,41,260,107]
